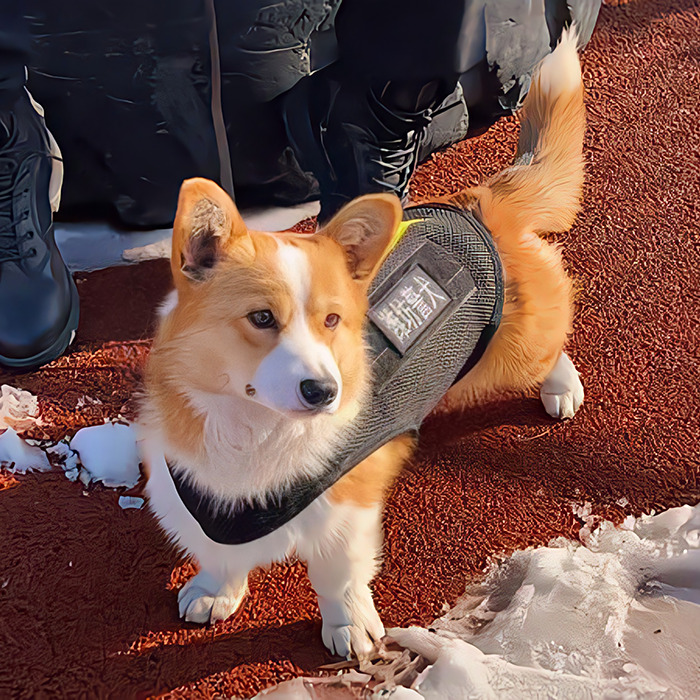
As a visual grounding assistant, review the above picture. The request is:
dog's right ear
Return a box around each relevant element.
[171,178,251,287]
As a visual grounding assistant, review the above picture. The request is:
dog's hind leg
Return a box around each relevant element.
[540,351,584,419]
[439,31,586,419]
[177,568,249,624]
[441,231,582,419]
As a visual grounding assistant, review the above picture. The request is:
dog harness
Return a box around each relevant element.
[169,203,504,544]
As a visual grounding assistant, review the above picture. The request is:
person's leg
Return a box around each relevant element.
[0,0,30,108]
[283,0,466,223]
[0,2,79,369]
[283,0,603,223]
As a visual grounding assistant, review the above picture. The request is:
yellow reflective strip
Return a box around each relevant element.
[389,218,423,252]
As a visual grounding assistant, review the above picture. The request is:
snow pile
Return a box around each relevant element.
[377,504,700,699]
[70,422,140,488]
[0,384,42,431]
[0,398,143,509]
[39,422,140,491]
[0,428,51,473]
[46,440,81,481]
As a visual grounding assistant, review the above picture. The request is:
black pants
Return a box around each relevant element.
[0,0,30,105]
[335,0,475,82]
[333,0,588,120]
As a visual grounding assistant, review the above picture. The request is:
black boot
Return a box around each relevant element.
[283,66,444,223]
[0,91,78,369]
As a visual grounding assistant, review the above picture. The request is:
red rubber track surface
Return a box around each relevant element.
[1,1,698,697]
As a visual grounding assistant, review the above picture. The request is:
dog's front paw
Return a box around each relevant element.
[540,352,584,419]
[322,621,354,658]
[321,618,385,659]
[178,570,248,624]
[319,588,385,659]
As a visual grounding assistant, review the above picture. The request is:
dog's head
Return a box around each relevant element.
[151,178,401,420]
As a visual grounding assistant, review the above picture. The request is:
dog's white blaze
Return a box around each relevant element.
[250,241,342,413]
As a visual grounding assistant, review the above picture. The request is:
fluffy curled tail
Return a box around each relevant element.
[479,28,586,236]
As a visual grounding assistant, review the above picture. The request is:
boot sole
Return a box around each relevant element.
[0,276,80,370]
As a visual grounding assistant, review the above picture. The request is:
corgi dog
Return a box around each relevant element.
[140,30,586,659]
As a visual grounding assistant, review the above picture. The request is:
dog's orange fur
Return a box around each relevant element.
[328,434,416,506]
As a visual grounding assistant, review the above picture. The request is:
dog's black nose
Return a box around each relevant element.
[299,378,338,407]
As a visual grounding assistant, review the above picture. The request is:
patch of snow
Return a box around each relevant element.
[0,385,42,432]
[0,428,51,473]
[46,440,81,481]
[46,440,79,467]
[69,423,140,488]
[122,238,171,263]
[55,222,172,272]
[375,503,700,699]
[64,467,80,482]
[55,202,319,272]
[118,496,144,510]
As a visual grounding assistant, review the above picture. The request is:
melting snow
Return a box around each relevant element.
[118,496,144,510]
[70,423,140,488]
[0,391,144,519]
[46,440,81,481]
[0,384,42,432]
[376,503,700,699]
[0,427,51,473]
[0,415,142,494]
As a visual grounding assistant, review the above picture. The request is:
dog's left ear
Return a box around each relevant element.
[171,178,251,287]
[320,193,403,283]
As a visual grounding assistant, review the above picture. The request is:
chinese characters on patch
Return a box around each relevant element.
[369,266,451,354]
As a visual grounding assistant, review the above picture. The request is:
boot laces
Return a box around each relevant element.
[0,150,58,264]
[368,134,420,193]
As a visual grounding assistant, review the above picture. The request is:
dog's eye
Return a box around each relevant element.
[247,309,277,329]
[324,313,340,329]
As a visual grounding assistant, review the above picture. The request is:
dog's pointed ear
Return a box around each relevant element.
[171,178,250,287]
[320,193,403,284]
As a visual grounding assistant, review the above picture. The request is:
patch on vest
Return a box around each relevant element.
[368,264,451,354]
